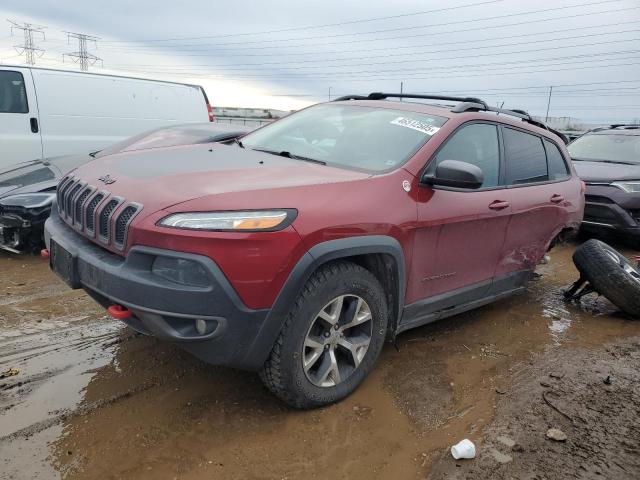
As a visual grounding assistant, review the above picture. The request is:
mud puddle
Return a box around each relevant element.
[1,242,639,479]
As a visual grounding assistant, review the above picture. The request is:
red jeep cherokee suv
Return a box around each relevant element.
[45,93,584,408]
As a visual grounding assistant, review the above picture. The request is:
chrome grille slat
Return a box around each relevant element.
[98,198,122,243]
[74,186,94,226]
[57,176,73,210]
[64,180,82,218]
[85,192,106,235]
[113,204,141,249]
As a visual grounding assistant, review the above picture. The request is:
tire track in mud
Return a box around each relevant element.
[1,379,160,443]
[0,318,132,439]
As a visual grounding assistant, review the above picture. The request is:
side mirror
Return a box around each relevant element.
[421,160,484,189]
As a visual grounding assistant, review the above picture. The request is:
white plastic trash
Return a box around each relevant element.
[451,439,476,459]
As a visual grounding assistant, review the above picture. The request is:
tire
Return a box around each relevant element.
[259,261,388,409]
[572,239,640,318]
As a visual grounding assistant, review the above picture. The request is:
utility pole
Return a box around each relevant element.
[63,31,102,71]
[328,86,332,101]
[400,81,403,101]
[545,86,553,121]
[8,20,46,65]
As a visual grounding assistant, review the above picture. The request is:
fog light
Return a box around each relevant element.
[195,318,207,335]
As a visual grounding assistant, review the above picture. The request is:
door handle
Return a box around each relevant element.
[488,200,510,210]
[550,194,565,204]
[30,117,39,133]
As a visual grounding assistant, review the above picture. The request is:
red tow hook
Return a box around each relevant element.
[40,248,50,259]
[107,304,132,320]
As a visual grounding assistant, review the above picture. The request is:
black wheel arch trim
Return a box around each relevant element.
[240,235,406,370]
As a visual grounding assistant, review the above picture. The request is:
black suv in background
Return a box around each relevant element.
[568,125,640,247]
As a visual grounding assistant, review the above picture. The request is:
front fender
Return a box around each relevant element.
[239,235,406,370]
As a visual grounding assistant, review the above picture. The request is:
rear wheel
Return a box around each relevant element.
[260,261,388,409]
[572,239,640,317]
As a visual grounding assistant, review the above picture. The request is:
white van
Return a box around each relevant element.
[0,66,212,169]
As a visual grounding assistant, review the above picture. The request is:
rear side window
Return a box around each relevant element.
[433,123,500,188]
[503,127,548,185]
[0,71,28,113]
[544,139,570,180]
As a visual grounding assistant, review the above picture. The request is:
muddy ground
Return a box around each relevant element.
[1,241,639,479]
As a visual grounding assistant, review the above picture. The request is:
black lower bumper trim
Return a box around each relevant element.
[45,208,271,369]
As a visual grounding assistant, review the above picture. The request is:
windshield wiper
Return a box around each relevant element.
[572,157,638,166]
[251,148,326,165]
[232,137,245,148]
[89,150,101,158]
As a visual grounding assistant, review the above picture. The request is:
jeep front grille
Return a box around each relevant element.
[57,175,142,250]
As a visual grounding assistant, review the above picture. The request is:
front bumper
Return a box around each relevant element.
[0,207,49,253]
[45,208,272,369]
[582,185,640,239]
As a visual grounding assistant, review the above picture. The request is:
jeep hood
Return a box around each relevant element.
[572,160,640,183]
[69,143,370,213]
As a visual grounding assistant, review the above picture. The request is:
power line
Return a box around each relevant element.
[79,19,640,59]
[7,20,46,65]
[105,33,640,72]
[63,31,103,71]
[97,0,629,50]
[114,48,640,78]
[95,5,640,58]
[113,58,640,82]
[101,0,504,43]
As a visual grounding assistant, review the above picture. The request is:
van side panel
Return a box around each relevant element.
[0,67,43,168]
[30,69,209,158]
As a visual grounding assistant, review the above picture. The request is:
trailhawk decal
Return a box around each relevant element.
[390,117,441,135]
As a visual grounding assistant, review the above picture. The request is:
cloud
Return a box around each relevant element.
[1,0,639,121]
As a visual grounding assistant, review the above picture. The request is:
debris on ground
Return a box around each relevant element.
[0,368,19,379]
[450,439,476,460]
[546,428,568,442]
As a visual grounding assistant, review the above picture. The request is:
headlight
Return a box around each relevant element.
[0,192,56,208]
[612,181,640,193]
[157,209,296,231]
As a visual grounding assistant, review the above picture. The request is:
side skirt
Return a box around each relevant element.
[397,270,533,334]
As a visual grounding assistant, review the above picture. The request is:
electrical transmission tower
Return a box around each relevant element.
[63,31,103,71]
[8,20,46,65]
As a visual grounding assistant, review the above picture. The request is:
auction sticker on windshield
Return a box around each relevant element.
[390,117,441,135]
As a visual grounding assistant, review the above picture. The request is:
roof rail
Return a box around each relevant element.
[333,92,569,143]
[333,92,488,107]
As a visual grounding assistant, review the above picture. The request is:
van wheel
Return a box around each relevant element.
[259,261,388,409]
[572,239,640,318]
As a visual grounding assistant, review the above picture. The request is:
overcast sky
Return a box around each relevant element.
[0,0,639,123]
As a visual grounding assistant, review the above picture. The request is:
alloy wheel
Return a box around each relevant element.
[302,294,373,388]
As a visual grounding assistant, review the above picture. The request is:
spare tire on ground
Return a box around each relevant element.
[572,239,640,318]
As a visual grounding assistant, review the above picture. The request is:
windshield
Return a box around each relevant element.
[240,104,447,172]
[568,132,640,164]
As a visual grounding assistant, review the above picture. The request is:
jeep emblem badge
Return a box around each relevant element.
[402,180,411,192]
[98,174,116,185]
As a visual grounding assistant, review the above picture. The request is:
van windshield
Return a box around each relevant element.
[240,104,447,172]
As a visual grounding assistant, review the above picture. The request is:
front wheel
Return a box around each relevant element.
[260,261,388,409]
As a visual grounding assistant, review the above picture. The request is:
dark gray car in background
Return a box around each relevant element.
[0,122,250,253]
[568,125,640,247]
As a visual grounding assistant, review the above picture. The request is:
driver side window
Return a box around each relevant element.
[433,123,500,188]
